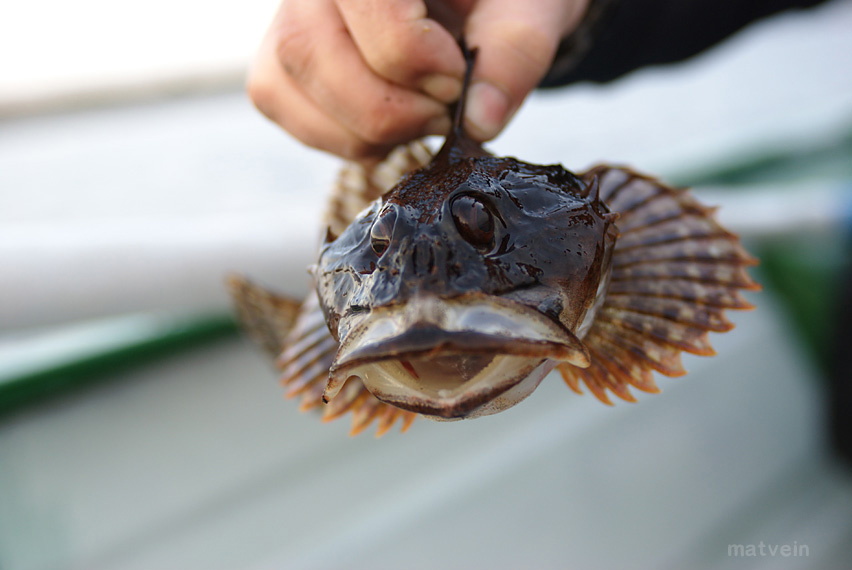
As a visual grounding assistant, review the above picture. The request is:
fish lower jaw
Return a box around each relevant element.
[340,355,558,420]
[323,294,591,419]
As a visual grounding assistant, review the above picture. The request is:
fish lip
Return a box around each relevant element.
[325,293,590,418]
[333,325,583,370]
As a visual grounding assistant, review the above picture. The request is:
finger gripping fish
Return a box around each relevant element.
[228,49,759,436]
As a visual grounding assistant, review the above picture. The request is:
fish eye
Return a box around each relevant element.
[370,208,396,256]
[451,195,495,250]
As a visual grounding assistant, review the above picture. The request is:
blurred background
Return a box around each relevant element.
[1,0,851,568]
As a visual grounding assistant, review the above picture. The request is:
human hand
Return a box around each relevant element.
[248,0,590,161]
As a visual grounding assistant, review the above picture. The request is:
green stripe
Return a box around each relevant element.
[0,314,238,416]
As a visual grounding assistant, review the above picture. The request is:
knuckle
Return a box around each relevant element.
[246,74,276,119]
[368,31,420,82]
[274,24,314,80]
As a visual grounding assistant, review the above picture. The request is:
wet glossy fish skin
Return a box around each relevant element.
[315,152,618,351]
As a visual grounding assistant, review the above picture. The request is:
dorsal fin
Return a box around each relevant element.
[451,41,477,137]
[435,41,491,164]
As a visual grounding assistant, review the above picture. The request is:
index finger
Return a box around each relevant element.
[335,0,467,102]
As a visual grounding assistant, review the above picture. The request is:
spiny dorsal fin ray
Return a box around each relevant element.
[451,41,477,136]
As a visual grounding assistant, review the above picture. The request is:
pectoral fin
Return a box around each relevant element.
[271,293,417,437]
[226,274,303,357]
[559,166,760,404]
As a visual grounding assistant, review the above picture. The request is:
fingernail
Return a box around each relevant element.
[466,81,511,140]
[420,74,463,103]
[423,114,452,136]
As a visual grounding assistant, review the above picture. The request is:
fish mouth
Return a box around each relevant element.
[325,294,590,420]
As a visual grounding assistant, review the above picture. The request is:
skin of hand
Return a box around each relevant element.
[247,0,590,161]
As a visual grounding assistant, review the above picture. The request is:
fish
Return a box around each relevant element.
[228,48,759,436]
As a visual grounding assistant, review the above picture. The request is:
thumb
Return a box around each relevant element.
[463,0,588,140]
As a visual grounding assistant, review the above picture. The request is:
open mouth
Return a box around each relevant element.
[324,294,590,419]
